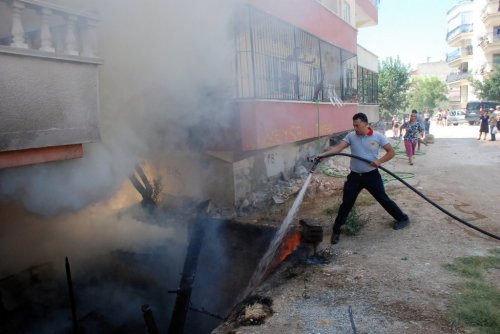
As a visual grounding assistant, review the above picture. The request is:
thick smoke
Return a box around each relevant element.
[0,0,241,215]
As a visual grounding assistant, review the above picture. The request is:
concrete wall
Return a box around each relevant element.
[232,137,329,204]
[0,51,101,151]
[359,104,380,122]
[357,44,378,72]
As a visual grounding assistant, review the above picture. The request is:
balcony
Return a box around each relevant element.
[446,46,473,66]
[0,0,102,168]
[446,71,472,83]
[355,0,378,28]
[446,23,473,47]
[481,0,500,28]
[478,32,500,58]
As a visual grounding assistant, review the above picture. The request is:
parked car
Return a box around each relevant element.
[446,109,467,126]
[465,101,500,125]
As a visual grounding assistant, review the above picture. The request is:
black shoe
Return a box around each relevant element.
[393,219,410,230]
[330,233,340,244]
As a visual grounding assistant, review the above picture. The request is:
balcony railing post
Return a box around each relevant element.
[64,15,79,56]
[81,18,98,58]
[39,7,55,53]
[10,0,28,49]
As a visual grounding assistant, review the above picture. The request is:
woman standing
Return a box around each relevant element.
[400,113,424,165]
[478,108,489,140]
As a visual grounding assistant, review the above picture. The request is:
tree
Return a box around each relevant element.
[409,76,448,113]
[378,57,411,117]
[471,66,500,100]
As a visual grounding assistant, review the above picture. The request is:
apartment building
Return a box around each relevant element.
[0,0,380,207]
[0,0,101,169]
[446,0,500,109]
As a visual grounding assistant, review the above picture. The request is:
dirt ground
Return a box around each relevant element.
[214,124,500,334]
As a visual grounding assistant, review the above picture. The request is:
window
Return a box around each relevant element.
[494,26,500,42]
[343,1,351,24]
[494,54,500,66]
[234,6,358,103]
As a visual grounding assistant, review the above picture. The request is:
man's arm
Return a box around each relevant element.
[317,140,349,159]
[371,143,395,167]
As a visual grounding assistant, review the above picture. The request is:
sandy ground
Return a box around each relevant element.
[214,122,500,334]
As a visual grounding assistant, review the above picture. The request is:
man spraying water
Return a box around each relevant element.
[315,113,410,244]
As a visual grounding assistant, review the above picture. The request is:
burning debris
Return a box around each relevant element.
[129,163,163,208]
[236,296,273,326]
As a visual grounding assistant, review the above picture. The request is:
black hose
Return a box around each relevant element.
[317,153,500,242]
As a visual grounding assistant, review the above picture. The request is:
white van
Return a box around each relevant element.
[446,109,467,126]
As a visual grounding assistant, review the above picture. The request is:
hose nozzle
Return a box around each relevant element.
[307,155,322,173]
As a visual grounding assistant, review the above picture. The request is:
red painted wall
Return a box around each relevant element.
[248,0,357,54]
[238,101,357,150]
[0,144,83,169]
[357,0,378,24]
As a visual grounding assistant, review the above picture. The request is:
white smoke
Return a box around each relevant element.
[0,0,241,215]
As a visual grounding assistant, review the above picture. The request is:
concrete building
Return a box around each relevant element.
[412,60,452,82]
[0,0,380,208]
[0,0,101,169]
[446,0,500,109]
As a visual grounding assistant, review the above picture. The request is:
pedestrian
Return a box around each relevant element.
[392,115,400,138]
[437,110,443,126]
[492,111,500,141]
[315,112,410,244]
[376,117,386,135]
[443,109,449,126]
[424,117,431,135]
[489,109,497,141]
[400,112,425,165]
[478,108,489,140]
[414,110,426,151]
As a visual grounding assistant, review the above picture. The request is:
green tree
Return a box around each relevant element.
[409,76,448,113]
[472,66,500,100]
[378,57,411,117]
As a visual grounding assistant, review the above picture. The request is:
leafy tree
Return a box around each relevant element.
[471,66,500,100]
[378,57,411,117]
[409,76,448,113]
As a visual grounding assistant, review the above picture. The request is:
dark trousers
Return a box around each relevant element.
[333,169,408,233]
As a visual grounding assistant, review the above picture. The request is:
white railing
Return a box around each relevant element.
[1,0,99,58]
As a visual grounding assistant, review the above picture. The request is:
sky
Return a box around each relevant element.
[357,0,459,69]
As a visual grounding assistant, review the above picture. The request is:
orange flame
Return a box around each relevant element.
[278,231,302,262]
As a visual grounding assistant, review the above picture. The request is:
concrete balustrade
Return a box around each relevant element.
[0,0,99,59]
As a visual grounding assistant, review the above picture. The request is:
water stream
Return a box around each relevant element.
[242,172,313,298]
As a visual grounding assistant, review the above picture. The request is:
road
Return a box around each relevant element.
[215,121,500,334]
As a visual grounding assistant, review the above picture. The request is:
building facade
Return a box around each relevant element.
[446,0,500,109]
[0,0,380,207]
[0,0,102,169]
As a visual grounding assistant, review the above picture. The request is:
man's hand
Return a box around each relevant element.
[370,159,381,167]
[308,155,323,163]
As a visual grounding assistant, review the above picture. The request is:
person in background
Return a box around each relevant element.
[424,117,431,136]
[315,113,410,244]
[415,110,426,151]
[490,106,500,141]
[392,115,400,138]
[377,117,386,136]
[400,112,425,165]
[478,108,489,140]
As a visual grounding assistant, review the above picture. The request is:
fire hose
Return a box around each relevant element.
[308,153,500,242]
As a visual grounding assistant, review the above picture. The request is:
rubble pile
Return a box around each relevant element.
[208,156,350,220]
